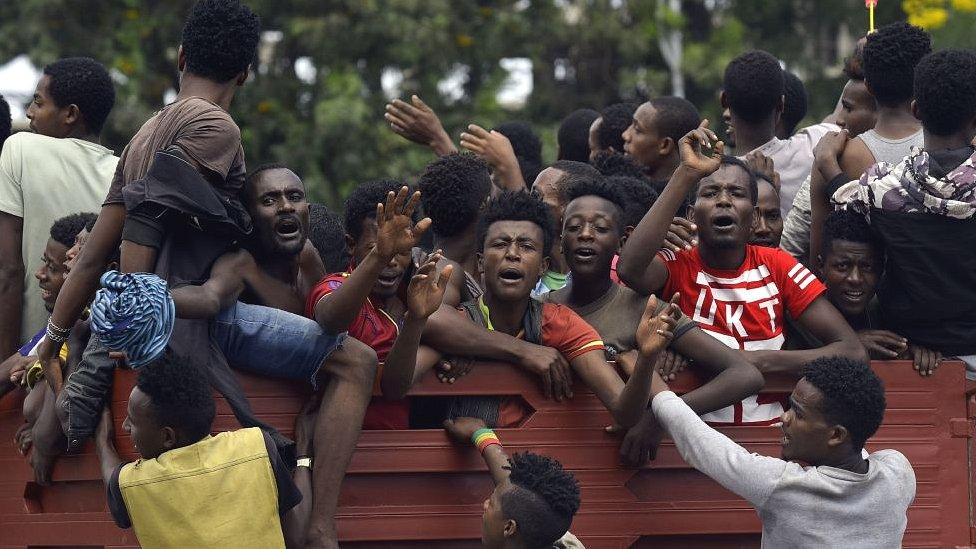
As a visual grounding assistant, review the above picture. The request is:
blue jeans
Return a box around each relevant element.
[211,301,346,389]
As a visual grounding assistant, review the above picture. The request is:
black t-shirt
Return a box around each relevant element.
[107,430,301,528]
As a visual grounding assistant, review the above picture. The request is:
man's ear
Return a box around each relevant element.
[236,66,250,87]
[659,136,675,157]
[720,90,729,109]
[477,252,485,276]
[344,234,356,256]
[177,45,187,72]
[686,205,696,223]
[750,205,759,232]
[502,518,518,539]
[64,104,81,128]
[621,227,634,248]
[864,79,877,98]
[910,99,921,121]
[826,424,850,449]
[540,256,550,277]
[816,252,825,272]
[161,426,179,450]
[775,94,785,116]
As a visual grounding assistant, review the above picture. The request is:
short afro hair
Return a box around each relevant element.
[501,452,581,548]
[308,203,349,273]
[863,22,931,108]
[597,102,638,153]
[647,96,702,144]
[494,121,543,184]
[42,57,116,134]
[137,350,216,442]
[543,160,602,206]
[418,153,491,238]
[695,156,759,206]
[801,357,886,450]
[478,190,554,257]
[843,37,867,81]
[181,0,261,83]
[50,212,98,248]
[243,163,301,200]
[608,175,659,230]
[782,71,808,136]
[344,179,416,242]
[591,151,645,179]
[0,94,10,148]
[913,49,976,137]
[822,210,882,259]
[564,177,628,235]
[557,108,600,162]
[723,51,784,124]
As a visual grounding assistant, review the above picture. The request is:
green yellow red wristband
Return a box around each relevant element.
[471,428,501,453]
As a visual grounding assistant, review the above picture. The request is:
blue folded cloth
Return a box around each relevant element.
[90,270,175,369]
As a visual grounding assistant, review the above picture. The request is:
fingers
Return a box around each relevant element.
[436,263,454,290]
[389,98,420,117]
[540,368,552,400]
[666,292,682,319]
[411,94,429,109]
[402,188,422,217]
[466,124,490,138]
[414,217,433,238]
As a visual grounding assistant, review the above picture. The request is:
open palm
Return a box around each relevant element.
[374,186,432,259]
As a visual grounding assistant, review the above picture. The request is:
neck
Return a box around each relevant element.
[256,251,300,283]
[822,449,869,474]
[698,243,747,271]
[65,126,100,144]
[176,73,236,111]
[923,130,976,152]
[548,246,569,274]
[872,103,920,138]
[484,292,529,335]
[648,155,679,182]
[566,271,613,307]
[434,231,479,277]
[730,114,776,154]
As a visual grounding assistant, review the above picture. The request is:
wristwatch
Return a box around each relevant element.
[296,457,313,468]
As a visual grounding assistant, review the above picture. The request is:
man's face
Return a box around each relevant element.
[780,378,835,463]
[721,91,736,149]
[64,227,90,273]
[623,103,665,170]
[123,387,171,460]
[348,218,411,300]
[246,168,309,258]
[691,165,756,251]
[562,196,621,280]
[481,482,514,548]
[750,180,783,248]
[35,238,69,312]
[835,80,877,137]
[588,117,605,162]
[480,220,548,303]
[26,75,70,138]
[821,239,881,318]
[531,168,568,224]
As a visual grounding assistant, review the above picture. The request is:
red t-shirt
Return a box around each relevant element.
[306,273,408,430]
[658,245,826,425]
[463,299,606,426]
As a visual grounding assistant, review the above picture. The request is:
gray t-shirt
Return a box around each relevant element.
[653,390,916,548]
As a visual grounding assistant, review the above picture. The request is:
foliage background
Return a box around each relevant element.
[1,0,972,207]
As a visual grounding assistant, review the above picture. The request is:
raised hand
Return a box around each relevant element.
[406,252,454,320]
[635,294,680,358]
[374,186,432,260]
[664,217,698,252]
[678,120,724,179]
[385,95,457,155]
[813,130,850,166]
[745,151,780,192]
[443,416,487,443]
[459,124,526,191]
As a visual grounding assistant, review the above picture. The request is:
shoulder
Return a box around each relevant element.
[1,132,53,158]
[752,244,798,268]
[870,449,914,471]
[545,287,568,304]
[839,137,875,179]
[794,122,840,144]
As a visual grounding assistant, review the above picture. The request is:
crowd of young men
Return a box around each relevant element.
[2,1,974,547]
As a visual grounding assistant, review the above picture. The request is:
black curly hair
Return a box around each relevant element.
[181,0,261,83]
[477,190,554,257]
[723,50,784,124]
[822,210,882,259]
[781,71,808,137]
[863,22,931,108]
[42,57,116,134]
[801,357,886,450]
[914,49,976,137]
[344,179,416,242]
[563,177,628,236]
[597,102,638,153]
[557,108,600,162]
[137,350,216,442]
[608,176,659,230]
[50,212,98,248]
[418,153,491,238]
[542,160,602,206]
[0,94,10,148]
[694,156,758,206]
[591,151,645,179]
[647,96,702,144]
[843,37,867,81]
[502,452,580,548]
[495,121,543,184]
[308,203,349,273]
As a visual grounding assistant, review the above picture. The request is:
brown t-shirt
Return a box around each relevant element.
[545,283,694,356]
[103,97,245,205]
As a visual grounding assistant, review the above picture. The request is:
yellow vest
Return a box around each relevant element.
[118,427,285,549]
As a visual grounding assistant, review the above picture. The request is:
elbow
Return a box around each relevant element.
[848,339,870,364]
[740,363,766,396]
[615,257,640,289]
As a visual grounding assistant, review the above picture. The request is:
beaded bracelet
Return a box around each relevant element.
[46,319,70,344]
[471,428,501,453]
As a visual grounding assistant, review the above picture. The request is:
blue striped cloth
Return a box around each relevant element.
[90,271,175,369]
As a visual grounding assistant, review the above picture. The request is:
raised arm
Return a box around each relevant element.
[460,125,527,193]
[381,254,453,400]
[94,406,122,487]
[808,130,850,267]
[313,187,430,333]
[170,250,250,319]
[0,212,24,358]
[385,95,458,157]
[618,121,723,294]
[444,417,511,485]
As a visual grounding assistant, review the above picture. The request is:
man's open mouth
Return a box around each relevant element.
[498,267,525,283]
[275,216,301,238]
[377,270,401,287]
[573,247,598,262]
[712,214,737,231]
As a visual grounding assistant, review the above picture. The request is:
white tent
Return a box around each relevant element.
[0,55,42,126]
